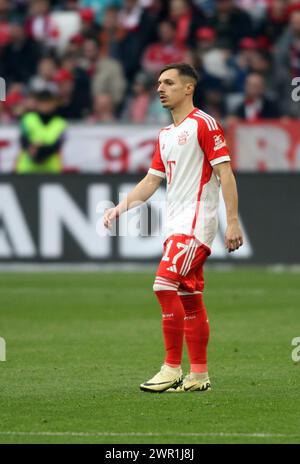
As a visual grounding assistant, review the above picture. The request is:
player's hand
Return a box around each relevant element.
[225,221,243,253]
[103,207,118,230]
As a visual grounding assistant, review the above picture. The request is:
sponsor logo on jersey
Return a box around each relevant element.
[178,131,189,145]
[213,134,227,151]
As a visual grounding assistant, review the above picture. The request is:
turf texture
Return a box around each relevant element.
[0,269,299,444]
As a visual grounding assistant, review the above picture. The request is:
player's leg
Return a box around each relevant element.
[181,292,209,373]
[179,292,211,392]
[169,243,211,392]
[140,276,184,392]
[154,276,185,368]
[140,235,191,392]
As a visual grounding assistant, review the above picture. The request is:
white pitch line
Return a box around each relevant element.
[0,431,299,439]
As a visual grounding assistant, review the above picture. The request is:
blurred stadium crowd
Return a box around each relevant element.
[0,0,300,127]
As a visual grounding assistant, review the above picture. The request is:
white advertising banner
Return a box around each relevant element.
[228,121,300,171]
[0,124,159,173]
[1,121,300,173]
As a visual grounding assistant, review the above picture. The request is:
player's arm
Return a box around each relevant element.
[103,173,163,229]
[213,162,243,252]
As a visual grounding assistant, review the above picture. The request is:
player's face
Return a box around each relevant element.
[157,69,193,110]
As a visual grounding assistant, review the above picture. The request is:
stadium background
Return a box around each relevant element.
[0,0,300,445]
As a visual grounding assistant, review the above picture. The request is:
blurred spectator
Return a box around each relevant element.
[169,0,206,47]
[29,55,58,93]
[257,0,289,42]
[122,71,171,123]
[54,67,89,119]
[235,0,267,21]
[79,0,123,25]
[25,0,59,48]
[195,26,233,81]
[117,0,146,79]
[60,50,92,114]
[87,93,116,123]
[82,37,126,110]
[238,37,259,67]
[65,32,85,57]
[79,36,100,74]
[79,7,100,39]
[98,6,126,58]
[169,0,193,45]
[228,37,260,92]
[0,19,42,84]
[137,0,170,48]
[209,0,254,49]
[142,20,188,75]
[195,25,217,54]
[248,49,278,98]
[275,7,300,78]
[0,0,12,48]
[0,0,11,20]
[228,72,281,121]
[274,7,300,117]
[118,0,143,30]
[16,90,66,173]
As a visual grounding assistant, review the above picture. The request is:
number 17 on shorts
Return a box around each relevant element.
[156,234,210,290]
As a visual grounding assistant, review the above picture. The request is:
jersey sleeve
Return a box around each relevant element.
[148,137,166,179]
[198,120,231,166]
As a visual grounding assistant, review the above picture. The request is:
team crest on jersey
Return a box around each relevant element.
[213,134,226,151]
[178,131,189,145]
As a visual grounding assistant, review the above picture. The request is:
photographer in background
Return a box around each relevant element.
[16,90,66,174]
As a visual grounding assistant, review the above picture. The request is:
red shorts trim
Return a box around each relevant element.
[156,234,210,293]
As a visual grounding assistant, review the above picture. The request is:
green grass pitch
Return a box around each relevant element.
[0,269,299,444]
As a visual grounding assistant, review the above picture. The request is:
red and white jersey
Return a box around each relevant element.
[148,107,230,249]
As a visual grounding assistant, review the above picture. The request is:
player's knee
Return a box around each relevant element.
[153,276,179,292]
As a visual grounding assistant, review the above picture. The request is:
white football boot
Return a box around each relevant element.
[167,373,211,392]
[140,365,183,393]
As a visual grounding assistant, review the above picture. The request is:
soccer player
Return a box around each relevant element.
[103,63,243,393]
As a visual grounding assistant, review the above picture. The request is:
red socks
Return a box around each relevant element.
[154,285,210,372]
[154,290,185,367]
[180,293,210,372]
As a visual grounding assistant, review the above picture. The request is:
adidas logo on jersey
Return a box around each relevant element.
[166,264,177,273]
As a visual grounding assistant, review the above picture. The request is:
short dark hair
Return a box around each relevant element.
[159,63,199,84]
